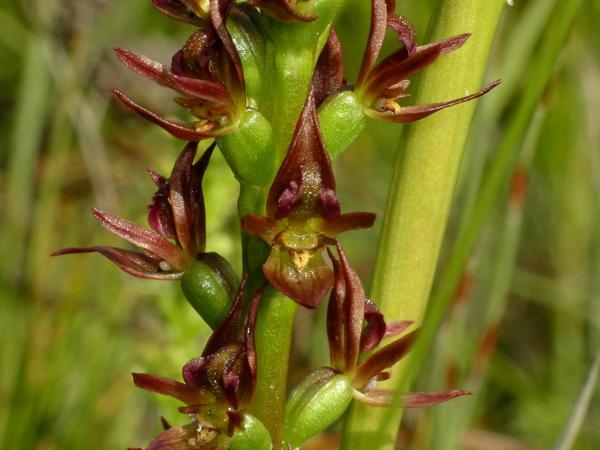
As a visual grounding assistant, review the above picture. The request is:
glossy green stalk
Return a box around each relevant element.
[341,1,505,449]
[251,287,297,448]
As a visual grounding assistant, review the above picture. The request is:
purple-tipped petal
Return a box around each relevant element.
[313,29,345,106]
[244,282,265,392]
[369,79,501,123]
[263,246,334,309]
[51,246,181,280]
[145,423,198,450]
[91,208,184,269]
[354,329,419,388]
[132,373,202,405]
[326,248,345,369]
[112,90,215,141]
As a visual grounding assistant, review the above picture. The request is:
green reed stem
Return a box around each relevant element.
[341,2,505,449]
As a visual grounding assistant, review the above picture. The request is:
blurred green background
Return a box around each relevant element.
[0,0,598,449]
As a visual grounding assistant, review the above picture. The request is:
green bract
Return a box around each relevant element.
[283,367,353,448]
[180,252,239,329]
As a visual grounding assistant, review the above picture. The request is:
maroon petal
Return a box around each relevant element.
[360,299,386,353]
[369,79,501,123]
[112,90,215,141]
[145,424,198,450]
[168,142,199,256]
[202,273,249,356]
[263,246,334,309]
[313,29,345,107]
[241,214,279,244]
[132,373,201,404]
[244,283,265,392]
[209,0,244,87]
[51,246,181,280]
[147,169,167,188]
[354,329,418,388]
[326,248,345,369]
[91,208,184,269]
[151,0,205,25]
[357,0,388,87]
[266,94,336,220]
[403,390,472,408]
[317,212,376,237]
[384,320,413,339]
[248,0,317,22]
[114,48,230,103]
[336,242,366,372]
[387,16,416,54]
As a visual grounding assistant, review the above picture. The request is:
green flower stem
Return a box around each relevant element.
[341,2,505,449]
[251,286,297,448]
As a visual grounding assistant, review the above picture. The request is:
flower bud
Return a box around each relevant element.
[217,109,274,187]
[283,367,353,448]
[229,414,272,450]
[180,252,239,329]
[318,91,366,159]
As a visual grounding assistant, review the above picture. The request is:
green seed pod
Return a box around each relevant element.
[229,414,272,450]
[180,252,239,329]
[217,109,274,187]
[283,367,354,448]
[318,91,367,159]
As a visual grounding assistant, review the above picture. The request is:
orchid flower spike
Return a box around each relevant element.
[327,242,471,408]
[242,92,375,308]
[131,276,265,449]
[355,0,500,123]
[114,0,246,141]
[53,142,213,280]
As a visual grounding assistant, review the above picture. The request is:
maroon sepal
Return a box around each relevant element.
[357,388,471,407]
[132,372,213,405]
[353,329,418,388]
[326,243,365,372]
[249,0,316,22]
[266,93,337,221]
[313,29,345,107]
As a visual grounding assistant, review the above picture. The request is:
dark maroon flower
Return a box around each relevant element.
[248,0,316,23]
[150,0,209,24]
[326,242,470,408]
[131,276,263,449]
[52,142,213,280]
[115,0,245,141]
[355,0,499,123]
[241,92,375,308]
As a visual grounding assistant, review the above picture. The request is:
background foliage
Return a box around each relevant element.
[0,0,598,448]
